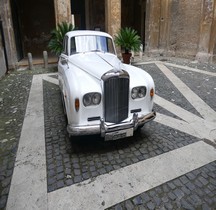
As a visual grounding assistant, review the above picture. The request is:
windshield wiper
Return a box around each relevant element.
[90,49,104,53]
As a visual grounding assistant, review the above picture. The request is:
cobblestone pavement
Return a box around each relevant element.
[0,58,216,210]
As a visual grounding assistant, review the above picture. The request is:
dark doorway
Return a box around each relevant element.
[71,0,105,31]
[10,0,23,61]
[86,0,105,31]
[121,0,146,49]
[11,0,56,59]
[71,0,86,29]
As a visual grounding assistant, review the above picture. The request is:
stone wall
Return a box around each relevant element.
[169,0,202,58]
[0,0,216,67]
[145,0,216,61]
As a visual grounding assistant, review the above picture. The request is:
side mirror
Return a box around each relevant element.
[60,57,68,65]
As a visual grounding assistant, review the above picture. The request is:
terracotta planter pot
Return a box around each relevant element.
[122,53,132,64]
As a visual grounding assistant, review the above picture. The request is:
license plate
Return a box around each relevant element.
[105,128,134,141]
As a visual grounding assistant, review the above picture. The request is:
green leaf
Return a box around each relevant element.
[114,27,141,53]
[48,22,75,56]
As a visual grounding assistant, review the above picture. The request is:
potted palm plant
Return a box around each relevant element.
[114,27,141,64]
[48,22,74,56]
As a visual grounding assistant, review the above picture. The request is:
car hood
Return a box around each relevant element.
[68,52,125,80]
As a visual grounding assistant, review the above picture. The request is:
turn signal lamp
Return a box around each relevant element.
[150,88,154,98]
[75,98,80,112]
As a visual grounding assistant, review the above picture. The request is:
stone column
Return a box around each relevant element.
[209,0,216,61]
[54,0,71,25]
[159,0,171,52]
[105,0,121,37]
[196,0,215,62]
[145,0,161,54]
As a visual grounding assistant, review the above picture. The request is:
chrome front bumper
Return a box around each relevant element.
[67,111,156,137]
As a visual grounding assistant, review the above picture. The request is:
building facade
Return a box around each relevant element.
[0,0,216,75]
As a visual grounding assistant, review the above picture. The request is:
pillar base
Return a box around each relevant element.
[147,49,164,57]
[196,52,212,63]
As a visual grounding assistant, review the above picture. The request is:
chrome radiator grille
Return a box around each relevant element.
[104,77,129,123]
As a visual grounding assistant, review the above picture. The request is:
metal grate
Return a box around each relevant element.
[104,77,129,123]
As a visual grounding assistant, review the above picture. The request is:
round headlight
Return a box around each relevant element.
[83,94,92,106]
[132,86,146,99]
[131,88,138,99]
[83,92,101,106]
[138,87,146,98]
[92,93,101,105]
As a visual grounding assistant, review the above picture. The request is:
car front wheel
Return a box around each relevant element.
[61,91,68,121]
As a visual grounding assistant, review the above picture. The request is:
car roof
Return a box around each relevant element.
[65,30,113,39]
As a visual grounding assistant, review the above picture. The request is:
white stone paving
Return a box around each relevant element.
[6,74,56,210]
[6,64,216,210]
[165,62,216,77]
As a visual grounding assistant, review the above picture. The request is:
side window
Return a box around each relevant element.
[63,36,69,55]
[70,37,76,55]
[107,38,115,54]
[98,36,107,52]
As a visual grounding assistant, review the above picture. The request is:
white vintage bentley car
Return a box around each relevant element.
[58,30,156,141]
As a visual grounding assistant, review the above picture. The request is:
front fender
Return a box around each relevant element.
[62,63,103,125]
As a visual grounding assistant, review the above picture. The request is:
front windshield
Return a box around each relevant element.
[70,35,116,55]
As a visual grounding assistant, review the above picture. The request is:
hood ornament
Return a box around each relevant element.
[113,61,124,72]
